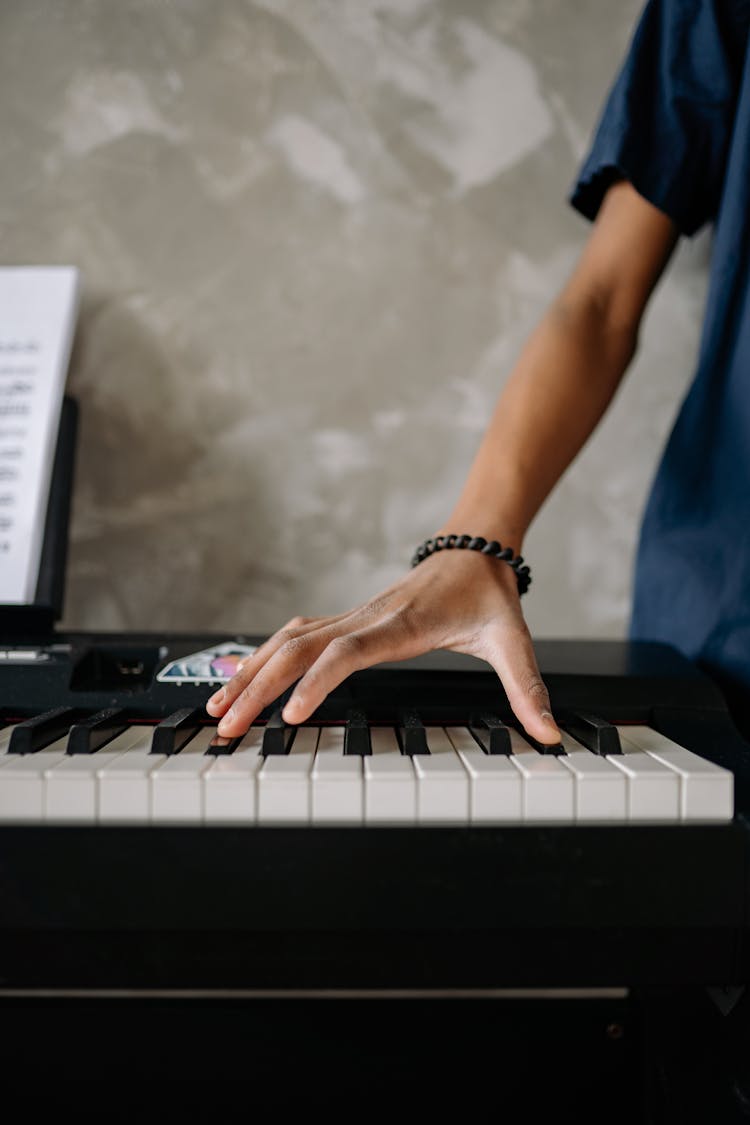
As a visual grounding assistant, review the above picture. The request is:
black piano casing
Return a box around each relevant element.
[0,636,748,993]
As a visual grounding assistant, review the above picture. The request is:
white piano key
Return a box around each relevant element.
[445,726,522,823]
[508,729,575,822]
[413,727,470,823]
[557,732,627,822]
[256,726,319,824]
[203,727,265,824]
[311,726,363,823]
[0,724,19,755]
[364,726,417,823]
[150,726,217,823]
[44,726,147,823]
[97,728,164,823]
[0,736,69,821]
[607,733,680,821]
[620,725,733,821]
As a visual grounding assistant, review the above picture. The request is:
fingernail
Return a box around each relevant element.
[209,688,225,706]
[217,708,235,734]
[540,710,559,732]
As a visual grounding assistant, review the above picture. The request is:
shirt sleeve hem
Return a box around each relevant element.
[569,158,703,238]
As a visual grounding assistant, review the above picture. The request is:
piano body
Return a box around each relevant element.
[0,631,748,1122]
[2,400,749,1120]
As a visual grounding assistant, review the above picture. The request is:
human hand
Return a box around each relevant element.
[206,549,561,745]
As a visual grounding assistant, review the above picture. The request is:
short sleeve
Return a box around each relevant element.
[570,0,750,236]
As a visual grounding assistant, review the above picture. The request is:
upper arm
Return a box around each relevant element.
[562,179,680,335]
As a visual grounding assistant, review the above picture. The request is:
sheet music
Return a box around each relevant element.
[0,267,80,603]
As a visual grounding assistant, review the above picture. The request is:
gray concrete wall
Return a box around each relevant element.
[1,0,711,639]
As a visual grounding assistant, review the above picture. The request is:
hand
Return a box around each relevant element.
[206,550,561,745]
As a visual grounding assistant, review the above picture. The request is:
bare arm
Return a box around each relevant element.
[443,181,680,545]
[208,182,679,743]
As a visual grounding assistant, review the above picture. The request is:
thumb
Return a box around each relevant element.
[482,627,561,746]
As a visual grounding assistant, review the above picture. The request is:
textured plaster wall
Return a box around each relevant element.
[0,0,711,640]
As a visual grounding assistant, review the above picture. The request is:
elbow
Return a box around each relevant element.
[550,283,642,361]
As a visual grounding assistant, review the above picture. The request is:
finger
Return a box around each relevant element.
[207,599,394,719]
[206,615,340,717]
[482,626,561,745]
[281,620,422,724]
[215,626,341,735]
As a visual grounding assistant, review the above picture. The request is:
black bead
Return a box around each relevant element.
[411,534,532,596]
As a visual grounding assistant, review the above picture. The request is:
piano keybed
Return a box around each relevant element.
[0,708,734,825]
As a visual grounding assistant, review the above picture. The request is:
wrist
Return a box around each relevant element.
[411,532,532,595]
[434,519,527,553]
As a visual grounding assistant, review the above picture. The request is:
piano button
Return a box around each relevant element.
[0,736,69,821]
[557,733,627,821]
[204,727,265,823]
[621,725,733,821]
[151,708,204,756]
[311,726,363,823]
[262,707,296,756]
[345,710,371,756]
[96,730,165,823]
[8,707,76,754]
[469,714,512,756]
[66,707,129,755]
[44,726,145,822]
[446,726,522,823]
[150,726,217,823]
[607,739,680,821]
[257,726,318,823]
[413,727,470,823]
[560,711,622,757]
[364,727,417,823]
[508,729,574,821]
[397,709,429,756]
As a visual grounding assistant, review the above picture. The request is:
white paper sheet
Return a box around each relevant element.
[0,267,80,603]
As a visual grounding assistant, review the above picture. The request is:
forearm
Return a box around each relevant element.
[438,289,640,548]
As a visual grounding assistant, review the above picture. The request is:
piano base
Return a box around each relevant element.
[1,988,748,1123]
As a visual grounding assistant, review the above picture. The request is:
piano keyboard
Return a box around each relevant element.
[0,709,734,824]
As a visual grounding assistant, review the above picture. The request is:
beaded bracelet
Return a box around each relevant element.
[410,534,532,595]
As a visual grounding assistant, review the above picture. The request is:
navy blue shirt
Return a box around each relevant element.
[570,0,750,701]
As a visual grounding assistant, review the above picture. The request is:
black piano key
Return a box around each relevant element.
[561,711,622,756]
[8,707,76,754]
[206,732,244,756]
[470,713,512,755]
[262,708,296,756]
[513,725,564,756]
[397,709,429,756]
[345,710,371,756]
[66,708,129,755]
[151,708,204,755]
